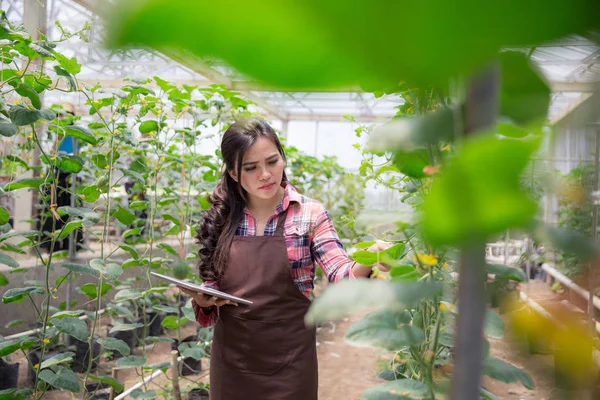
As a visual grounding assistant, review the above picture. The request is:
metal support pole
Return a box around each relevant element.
[450,63,500,400]
[65,138,78,348]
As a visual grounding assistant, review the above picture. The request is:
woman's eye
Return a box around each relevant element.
[268,159,278,165]
[244,167,256,172]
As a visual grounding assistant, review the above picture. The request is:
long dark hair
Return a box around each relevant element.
[196,118,288,282]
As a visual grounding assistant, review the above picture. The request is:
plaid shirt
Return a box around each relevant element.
[193,182,356,327]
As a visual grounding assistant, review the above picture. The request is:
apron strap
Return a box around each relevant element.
[274,207,289,236]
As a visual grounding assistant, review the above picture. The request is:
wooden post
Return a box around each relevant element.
[450,64,500,400]
[109,368,118,400]
[171,351,182,400]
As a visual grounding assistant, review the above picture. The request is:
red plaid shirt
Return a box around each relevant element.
[193,182,356,327]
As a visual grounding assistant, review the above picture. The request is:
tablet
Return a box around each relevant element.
[150,272,253,306]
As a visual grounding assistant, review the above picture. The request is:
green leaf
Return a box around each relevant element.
[130,389,157,400]
[484,310,505,339]
[57,206,100,223]
[345,309,421,350]
[57,219,83,240]
[157,243,178,256]
[79,185,101,203]
[360,379,429,399]
[2,286,43,304]
[0,253,19,268]
[481,387,500,400]
[117,355,147,368]
[0,119,18,137]
[0,273,7,286]
[80,282,113,299]
[139,120,158,133]
[422,135,540,246]
[123,227,143,238]
[486,264,527,282]
[129,201,149,211]
[351,250,379,266]
[182,301,197,322]
[53,66,76,91]
[50,317,89,342]
[499,51,550,125]
[57,155,84,173]
[50,310,84,319]
[54,53,82,75]
[61,262,100,278]
[88,375,124,393]
[15,83,41,109]
[389,265,419,282]
[114,241,139,259]
[2,178,44,191]
[9,105,55,126]
[144,362,171,371]
[39,367,80,393]
[98,337,131,356]
[152,305,179,313]
[63,126,97,145]
[178,342,205,360]
[0,206,10,225]
[161,315,188,330]
[393,149,430,179]
[0,388,34,400]
[40,352,75,370]
[109,322,144,333]
[112,205,136,225]
[0,338,23,357]
[483,357,535,389]
[114,288,143,303]
[107,0,600,90]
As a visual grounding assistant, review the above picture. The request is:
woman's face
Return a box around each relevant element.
[230,137,285,202]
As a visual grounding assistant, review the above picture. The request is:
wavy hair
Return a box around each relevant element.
[195,118,288,282]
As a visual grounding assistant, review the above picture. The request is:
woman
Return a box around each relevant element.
[178,118,389,400]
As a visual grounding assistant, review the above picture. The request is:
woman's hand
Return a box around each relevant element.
[177,286,238,308]
[367,241,393,272]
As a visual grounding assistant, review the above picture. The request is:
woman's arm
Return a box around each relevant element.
[310,207,390,281]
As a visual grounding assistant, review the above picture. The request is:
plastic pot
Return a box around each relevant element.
[0,358,19,390]
[171,335,202,376]
[27,347,65,388]
[108,329,136,359]
[147,311,166,337]
[187,387,210,400]
[71,337,101,373]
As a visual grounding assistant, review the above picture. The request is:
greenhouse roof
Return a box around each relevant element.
[4,0,600,124]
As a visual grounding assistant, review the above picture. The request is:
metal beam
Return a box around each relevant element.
[550,81,600,92]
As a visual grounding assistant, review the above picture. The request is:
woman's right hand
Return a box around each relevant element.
[177,286,238,307]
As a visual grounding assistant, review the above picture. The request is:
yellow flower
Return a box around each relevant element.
[34,363,40,369]
[50,155,56,161]
[402,392,410,396]
[424,350,435,361]
[53,288,57,293]
[415,253,438,266]
[13,99,21,105]
[104,165,110,169]
[114,129,121,135]
[291,158,297,163]
[16,70,24,77]
[442,144,451,152]
[443,262,449,269]
[43,339,50,344]
[440,302,454,312]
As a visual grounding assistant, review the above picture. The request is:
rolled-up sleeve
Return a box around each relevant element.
[192,281,220,328]
[310,207,356,282]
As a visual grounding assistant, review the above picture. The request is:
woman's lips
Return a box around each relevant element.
[259,183,275,190]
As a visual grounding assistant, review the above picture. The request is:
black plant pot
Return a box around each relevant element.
[146,311,166,337]
[85,381,113,400]
[71,337,101,373]
[187,387,210,400]
[108,328,136,358]
[0,358,19,390]
[171,335,202,376]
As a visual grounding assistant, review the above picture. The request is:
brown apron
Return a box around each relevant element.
[210,210,318,400]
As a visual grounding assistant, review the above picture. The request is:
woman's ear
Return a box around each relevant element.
[228,170,238,182]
